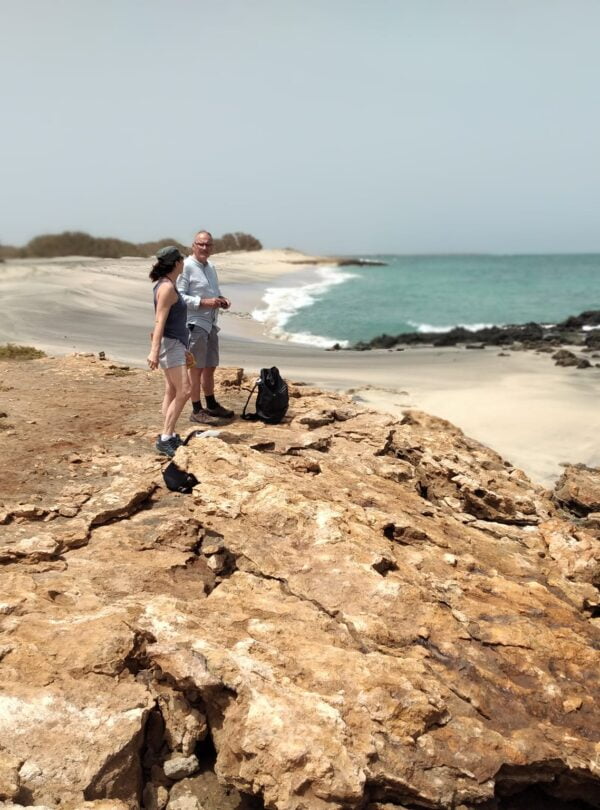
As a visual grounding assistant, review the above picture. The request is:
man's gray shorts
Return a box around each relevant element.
[188,325,219,368]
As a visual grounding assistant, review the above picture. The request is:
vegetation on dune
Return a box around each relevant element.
[0,344,46,360]
[0,230,262,259]
[214,232,262,252]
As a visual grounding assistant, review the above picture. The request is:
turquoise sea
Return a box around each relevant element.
[252,254,600,348]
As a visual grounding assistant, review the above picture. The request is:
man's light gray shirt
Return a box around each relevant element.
[176,256,222,334]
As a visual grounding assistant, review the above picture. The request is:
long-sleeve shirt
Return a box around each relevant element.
[176,256,222,334]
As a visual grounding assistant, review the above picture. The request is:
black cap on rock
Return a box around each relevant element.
[156,246,184,263]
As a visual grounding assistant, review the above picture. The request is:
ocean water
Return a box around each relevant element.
[251,254,600,348]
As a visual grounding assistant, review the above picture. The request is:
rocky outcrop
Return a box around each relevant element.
[1,358,600,809]
[352,310,600,358]
[554,464,600,517]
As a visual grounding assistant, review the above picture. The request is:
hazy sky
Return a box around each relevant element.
[2,0,600,254]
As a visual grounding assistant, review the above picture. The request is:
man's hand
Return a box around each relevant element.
[202,297,226,308]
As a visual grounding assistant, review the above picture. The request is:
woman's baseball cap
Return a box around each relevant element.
[156,245,184,263]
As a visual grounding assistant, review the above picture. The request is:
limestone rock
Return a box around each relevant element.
[583,510,600,530]
[82,458,158,526]
[1,358,600,810]
[168,768,255,810]
[554,463,600,516]
[147,408,600,809]
[142,782,169,810]
[0,750,21,800]
[163,756,200,781]
[154,686,207,756]
[166,795,204,810]
[0,679,151,807]
[218,367,244,388]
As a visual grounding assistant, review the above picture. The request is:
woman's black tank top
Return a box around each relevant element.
[153,280,188,346]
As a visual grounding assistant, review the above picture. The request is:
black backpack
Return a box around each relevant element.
[162,430,202,493]
[241,367,289,425]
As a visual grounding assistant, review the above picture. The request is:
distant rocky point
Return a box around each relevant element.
[352,310,600,360]
[286,256,387,267]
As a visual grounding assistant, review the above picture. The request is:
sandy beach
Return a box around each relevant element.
[1,250,599,486]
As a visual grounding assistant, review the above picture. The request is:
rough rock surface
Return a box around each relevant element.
[1,356,600,810]
[554,464,600,517]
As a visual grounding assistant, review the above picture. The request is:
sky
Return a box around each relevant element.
[2,0,600,254]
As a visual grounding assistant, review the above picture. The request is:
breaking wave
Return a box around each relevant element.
[408,321,501,334]
[252,266,357,348]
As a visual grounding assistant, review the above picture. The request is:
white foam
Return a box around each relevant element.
[283,331,350,349]
[252,265,356,348]
[408,321,501,334]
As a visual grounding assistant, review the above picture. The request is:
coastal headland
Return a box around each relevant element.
[1,352,600,809]
[1,249,599,485]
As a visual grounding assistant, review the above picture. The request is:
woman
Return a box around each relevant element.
[148,245,192,457]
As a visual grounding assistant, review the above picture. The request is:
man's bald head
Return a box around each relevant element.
[192,231,214,263]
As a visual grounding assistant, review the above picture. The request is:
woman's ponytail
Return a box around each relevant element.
[149,260,170,282]
[149,246,184,281]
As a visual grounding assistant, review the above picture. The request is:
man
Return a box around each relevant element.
[176,231,234,423]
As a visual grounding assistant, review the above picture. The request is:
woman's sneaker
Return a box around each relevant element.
[155,436,178,457]
[189,409,221,425]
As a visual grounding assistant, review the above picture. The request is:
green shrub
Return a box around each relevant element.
[0,230,262,259]
[0,344,46,360]
[213,232,262,252]
[22,231,161,259]
[0,243,20,259]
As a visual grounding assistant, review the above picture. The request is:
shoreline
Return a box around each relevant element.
[1,251,599,486]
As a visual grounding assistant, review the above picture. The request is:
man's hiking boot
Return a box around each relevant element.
[189,409,221,425]
[155,436,178,458]
[204,401,234,419]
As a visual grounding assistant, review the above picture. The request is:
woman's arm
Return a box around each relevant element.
[147,284,177,369]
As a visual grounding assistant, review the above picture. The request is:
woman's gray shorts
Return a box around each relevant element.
[188,325,219,368]
[159,337,187,369]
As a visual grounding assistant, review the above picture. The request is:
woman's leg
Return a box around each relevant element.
[162,365,191,435]
[162,375,177,420]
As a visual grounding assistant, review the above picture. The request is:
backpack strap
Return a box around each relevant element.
[241,380,260,421]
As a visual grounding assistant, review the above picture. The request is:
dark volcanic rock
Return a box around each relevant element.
[351,310,600,355]
[553,349,579,367]
[558,310,600,328]
[585,330,600,349]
